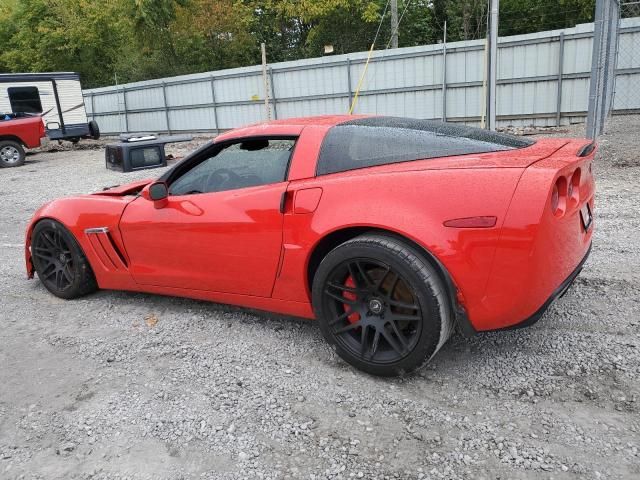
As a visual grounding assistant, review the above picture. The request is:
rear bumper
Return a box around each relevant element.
[495,242,591,331]
[465,140,595,331]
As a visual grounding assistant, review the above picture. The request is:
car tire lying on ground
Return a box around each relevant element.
[0,139,26,167]
[312,233,453,376]
[31,219,98,299]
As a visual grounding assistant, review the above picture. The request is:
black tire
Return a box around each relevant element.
[31,219,98,299]
[88,120,100,140]
[69,137,80,145]
[312,234,453,376]
[0,140,26,168]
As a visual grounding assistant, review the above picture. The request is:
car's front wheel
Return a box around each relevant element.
[312,234,453,376]
[31,219,98,299]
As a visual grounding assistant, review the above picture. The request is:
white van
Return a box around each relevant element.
[0,72,99,142]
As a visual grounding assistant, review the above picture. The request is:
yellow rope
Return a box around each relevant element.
[348,43,376,115]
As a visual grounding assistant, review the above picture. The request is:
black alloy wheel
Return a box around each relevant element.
[313,234,453,376]
[31,219,98,299]
[32,226,75,292]
[323,258,423,364]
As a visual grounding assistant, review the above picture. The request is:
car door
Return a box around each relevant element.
[119,137,296,297]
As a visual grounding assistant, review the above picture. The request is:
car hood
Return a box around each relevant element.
[92,179,153,197]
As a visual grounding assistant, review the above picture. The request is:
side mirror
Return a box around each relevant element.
[144,181,168,208]
[149,182,168,201]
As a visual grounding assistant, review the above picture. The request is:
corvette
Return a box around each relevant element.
[25,115,595,376]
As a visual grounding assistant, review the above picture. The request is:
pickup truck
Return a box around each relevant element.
[0,114,47,168]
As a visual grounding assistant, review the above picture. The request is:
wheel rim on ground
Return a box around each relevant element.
[32,227,75,292]
[0,145,21,164]
[322,258,424,364]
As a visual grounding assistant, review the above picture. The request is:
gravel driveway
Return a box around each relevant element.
[0,118,638,480]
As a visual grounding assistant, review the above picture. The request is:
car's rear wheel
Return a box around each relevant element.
[31,219,98,299]
[312,234,453,376]
[0,140,25,168]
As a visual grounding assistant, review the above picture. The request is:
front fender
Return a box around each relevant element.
[25,195,136,286]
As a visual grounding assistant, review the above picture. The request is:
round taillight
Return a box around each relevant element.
[569,169,581,205]
[552,176,567,217]
[551,184,559,212]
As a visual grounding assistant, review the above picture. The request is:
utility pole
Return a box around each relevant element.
[390,0,399,48]
[487,0,499,130]
[261,42,271,121]
[442,21,447,122]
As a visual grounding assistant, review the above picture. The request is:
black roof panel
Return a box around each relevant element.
[316,116,534,176]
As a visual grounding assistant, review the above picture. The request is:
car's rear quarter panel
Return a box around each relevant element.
[276,136,595,332]
[273,166,525,319]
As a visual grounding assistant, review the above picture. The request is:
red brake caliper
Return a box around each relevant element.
[343,276,361,324]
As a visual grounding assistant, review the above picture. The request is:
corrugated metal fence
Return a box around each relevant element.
[83,17,640,135]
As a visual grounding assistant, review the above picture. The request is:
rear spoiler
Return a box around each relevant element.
[577,141,596,157]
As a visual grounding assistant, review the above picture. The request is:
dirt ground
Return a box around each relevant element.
[0,118,638,480]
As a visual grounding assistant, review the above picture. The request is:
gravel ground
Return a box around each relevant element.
[0,118,638,480]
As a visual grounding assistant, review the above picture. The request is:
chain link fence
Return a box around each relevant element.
[588,0,640,138]
[614,1,640,112]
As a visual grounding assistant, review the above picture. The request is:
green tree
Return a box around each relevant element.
[499,0,594,37]
[0,0,133,87]
[0,0,599,87]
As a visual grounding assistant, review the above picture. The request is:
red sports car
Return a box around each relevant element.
[25,115,595,376]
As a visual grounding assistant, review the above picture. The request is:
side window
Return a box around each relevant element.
[169,138,295,196]
[8,87,43,114]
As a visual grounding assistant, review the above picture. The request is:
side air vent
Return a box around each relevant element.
[85,227,128,271]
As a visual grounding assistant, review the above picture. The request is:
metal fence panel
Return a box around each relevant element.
[127,111,166,132]
[166,81,212,107]
[216,103,265,130]
[85,17,640,135]
[215,74,264,103]
[562,78,591,113]
[274,64,347,98]
[276,97,346,118]
[91,91,121,115]
[169,107,217,131]
[95,114,124,134]
[125,87,164,110]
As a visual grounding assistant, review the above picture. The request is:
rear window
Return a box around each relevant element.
[316,116,535,176]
